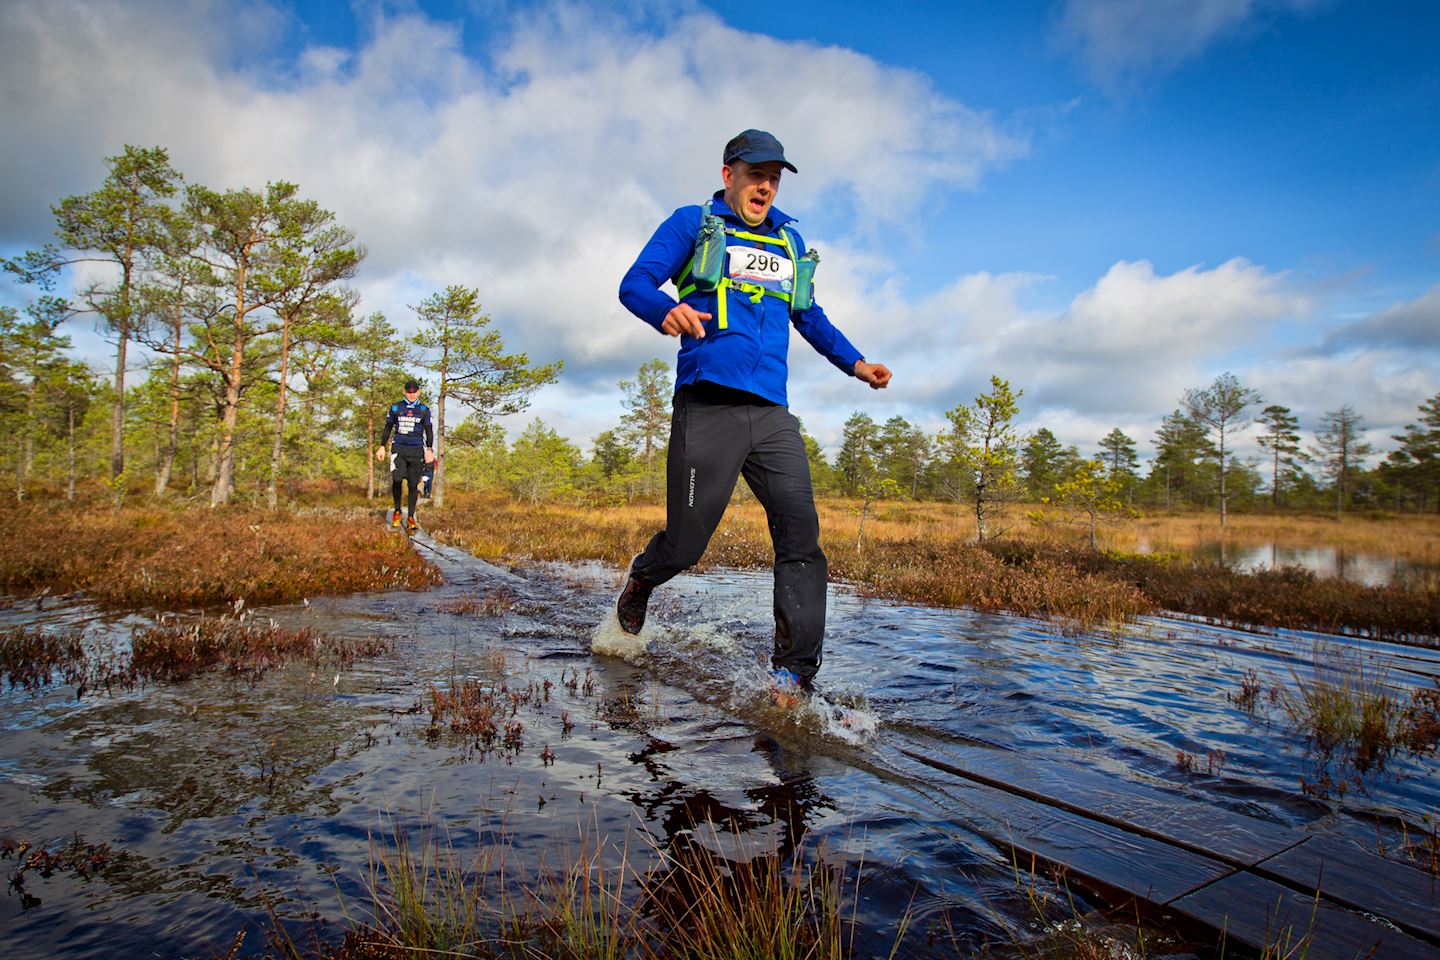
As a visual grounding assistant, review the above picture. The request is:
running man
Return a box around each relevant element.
[615,129,891,694]
[375,378,435,532]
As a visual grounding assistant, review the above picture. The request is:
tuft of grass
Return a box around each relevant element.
[438,586,518,616]
[1278,646,1440,788]
[640,831,854,960]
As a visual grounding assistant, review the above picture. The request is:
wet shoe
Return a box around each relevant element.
[770,667,805,709]
[615,576,653,635]
[390,510,402,529]
[407,515,418,533]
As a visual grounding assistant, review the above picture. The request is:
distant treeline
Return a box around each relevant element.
[2,146,1437,518]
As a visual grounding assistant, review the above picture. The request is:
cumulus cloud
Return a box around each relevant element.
[0,0,1025,440]
[1054,0,1324,89]
[961,258,1302,419]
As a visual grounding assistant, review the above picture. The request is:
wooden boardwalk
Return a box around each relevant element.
[902,743,1440,959]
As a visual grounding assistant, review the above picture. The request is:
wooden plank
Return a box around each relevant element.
[919,766,1234,906]
[998,803,1237,906]
[904,743,1301,866]
[1169,870,1440,960]
[1257,834,1440,947]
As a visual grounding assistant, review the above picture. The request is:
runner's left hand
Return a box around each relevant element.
[853,361,892,389]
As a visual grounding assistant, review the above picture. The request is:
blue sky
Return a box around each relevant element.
[1,0,1436,462]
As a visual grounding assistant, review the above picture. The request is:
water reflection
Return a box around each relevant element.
[0,536,1436,958]
[1138,538,1437,588]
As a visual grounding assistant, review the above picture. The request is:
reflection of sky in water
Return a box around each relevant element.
[0,539,1437,958]
[1137,539,1437,588]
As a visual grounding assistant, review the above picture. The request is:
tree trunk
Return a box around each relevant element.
[365,359,377,500]
[974,483,987,543]
[434,333,450,507]
[155,314,182,496]
[366,405,376,499]
[111,331,127,505]
[210,336,245,507]
[19,380,35,503]
[266,315,292,510]
[67,402,76,501]
[1218,427,1228,528]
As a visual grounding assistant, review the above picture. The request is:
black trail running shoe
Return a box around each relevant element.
[615,576,654,635]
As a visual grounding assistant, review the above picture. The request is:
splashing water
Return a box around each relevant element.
[589,608,650,660]
[592,608,880,746]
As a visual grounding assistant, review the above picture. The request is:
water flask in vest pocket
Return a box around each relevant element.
[790,248,820,312]
[690,213,727,292]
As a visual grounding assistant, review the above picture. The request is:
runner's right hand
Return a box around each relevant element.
[661,303,710,338]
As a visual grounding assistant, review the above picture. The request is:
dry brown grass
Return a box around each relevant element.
[427,493,1438,641]
[0,504,441,608]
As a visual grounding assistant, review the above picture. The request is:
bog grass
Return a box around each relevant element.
[0,504,441,608]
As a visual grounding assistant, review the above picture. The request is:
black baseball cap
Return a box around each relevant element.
[404,378,420,392]
[723,129,797,173]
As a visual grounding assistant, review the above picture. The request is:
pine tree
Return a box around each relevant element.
[1183,372,1260,526]
[1255,404,1306,507]
[877,415,931,498]
[618,358,671,497]
[936,376,1024,542]
[411,285,561,506]
[1097,427,1139,502]
[1149,410,1215,509]
[1022,428,1066,501]
[1312,405,1373,518]
[4,145,182,500]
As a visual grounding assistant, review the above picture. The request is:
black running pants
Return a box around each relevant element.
[391,446,426,516]
[630,385,828,684]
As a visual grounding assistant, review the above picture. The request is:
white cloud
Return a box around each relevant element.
[1314,284,1440,355]
[0,0,1024,427]
[1055,0,1324,89]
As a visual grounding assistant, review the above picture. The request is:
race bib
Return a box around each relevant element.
[727,245,793,289]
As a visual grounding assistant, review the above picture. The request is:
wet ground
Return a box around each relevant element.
[2,532,1438,958]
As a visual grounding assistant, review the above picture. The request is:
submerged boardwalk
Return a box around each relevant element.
[903,743,1439,959]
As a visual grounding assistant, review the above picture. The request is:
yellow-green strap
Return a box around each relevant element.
[730,230,789,247]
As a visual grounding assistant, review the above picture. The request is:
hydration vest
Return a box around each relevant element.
[672,201,820,330]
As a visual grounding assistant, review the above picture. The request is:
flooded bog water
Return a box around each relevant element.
[2,533,1438,957]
